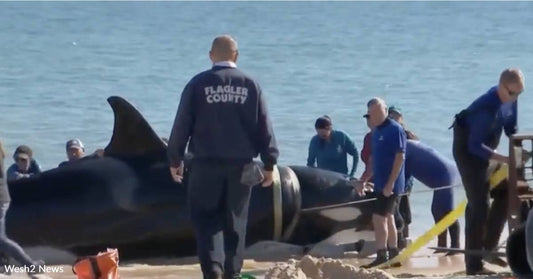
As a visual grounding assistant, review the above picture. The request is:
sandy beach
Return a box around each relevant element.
[0,243,512,279]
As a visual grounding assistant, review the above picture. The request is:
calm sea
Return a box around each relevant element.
[1,1,532,241]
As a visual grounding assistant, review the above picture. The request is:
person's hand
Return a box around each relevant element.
[262,169,273,187]
[169,162,184,183]
[350,179,367,196]
[383,183,394,197]
[355,183,366,197]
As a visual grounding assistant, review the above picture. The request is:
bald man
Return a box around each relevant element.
[357,97,406,268]
[167,35,278,279]
[451,68,525,275]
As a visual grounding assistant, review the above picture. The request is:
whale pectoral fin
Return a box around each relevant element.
[104,96,167,158]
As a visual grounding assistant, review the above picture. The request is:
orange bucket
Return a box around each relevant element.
[72,248,119,279]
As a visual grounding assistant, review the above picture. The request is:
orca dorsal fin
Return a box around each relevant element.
[104,96,167,158]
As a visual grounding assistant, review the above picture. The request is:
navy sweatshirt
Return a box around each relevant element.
[167,63,279,170]
[464,86,517,160]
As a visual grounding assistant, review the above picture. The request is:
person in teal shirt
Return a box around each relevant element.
[307,115,359,177]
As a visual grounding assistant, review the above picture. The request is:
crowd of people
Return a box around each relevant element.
[165,35,525,278]
[0,33,525,278]
[3,139,105,185]
[0,138,105,275]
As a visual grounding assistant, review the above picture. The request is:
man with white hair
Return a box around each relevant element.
[356,97,407,268]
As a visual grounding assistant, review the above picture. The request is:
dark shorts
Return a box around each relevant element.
[374,193,399,217]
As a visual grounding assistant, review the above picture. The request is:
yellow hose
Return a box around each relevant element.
[376,164,508,268]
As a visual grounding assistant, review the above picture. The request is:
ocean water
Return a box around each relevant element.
[1,2,533,243]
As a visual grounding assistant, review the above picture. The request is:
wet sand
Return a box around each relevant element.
[0,228,512,279]
[0,246,512,279]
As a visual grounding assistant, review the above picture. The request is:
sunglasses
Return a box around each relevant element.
[506,85,522,97]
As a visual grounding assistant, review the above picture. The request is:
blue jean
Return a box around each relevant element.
[0,202,35,266]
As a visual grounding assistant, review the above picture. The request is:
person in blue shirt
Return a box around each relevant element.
[451,68,524,275]
[307,115,358,177]
[387,105,417,244]
[405,139,460,249]
[356,98,406,268]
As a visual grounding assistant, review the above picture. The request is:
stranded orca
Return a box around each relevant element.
[6,96,378,260]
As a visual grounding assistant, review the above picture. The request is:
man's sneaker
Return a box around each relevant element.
[387,247,402,268]
[361,249,388,268]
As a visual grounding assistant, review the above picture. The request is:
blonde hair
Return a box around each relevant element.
[500,68,524,85]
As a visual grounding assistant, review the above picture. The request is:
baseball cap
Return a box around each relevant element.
[388,105,402,116]
[315,115,332,129]
[66,139,85,151]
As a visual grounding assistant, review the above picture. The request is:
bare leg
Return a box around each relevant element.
[373,214,388,250]
[387,214,398,249]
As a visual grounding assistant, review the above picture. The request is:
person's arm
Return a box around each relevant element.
[468,111,508,163]
[307,138,317,167]
[6,165,18,182]
[504,101,518,137]
[384,152,405,196]
[383,128,407,196]
[344,133,359,177]
[7,165,29,182]
[167,81,195,169]
[256,86,279,172]
[361,133,371,164]
[359,156,373,182]
[359,133,373,182]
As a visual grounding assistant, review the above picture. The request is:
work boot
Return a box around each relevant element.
[361,249,388,268]
[483,254,508,267]
[224,272,241,279]
[398,237,407,250]
[388,247,402,267]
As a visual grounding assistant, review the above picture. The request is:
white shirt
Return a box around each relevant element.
[213,61,237,68]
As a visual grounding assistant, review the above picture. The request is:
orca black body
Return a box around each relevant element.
[6,96,376,260]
